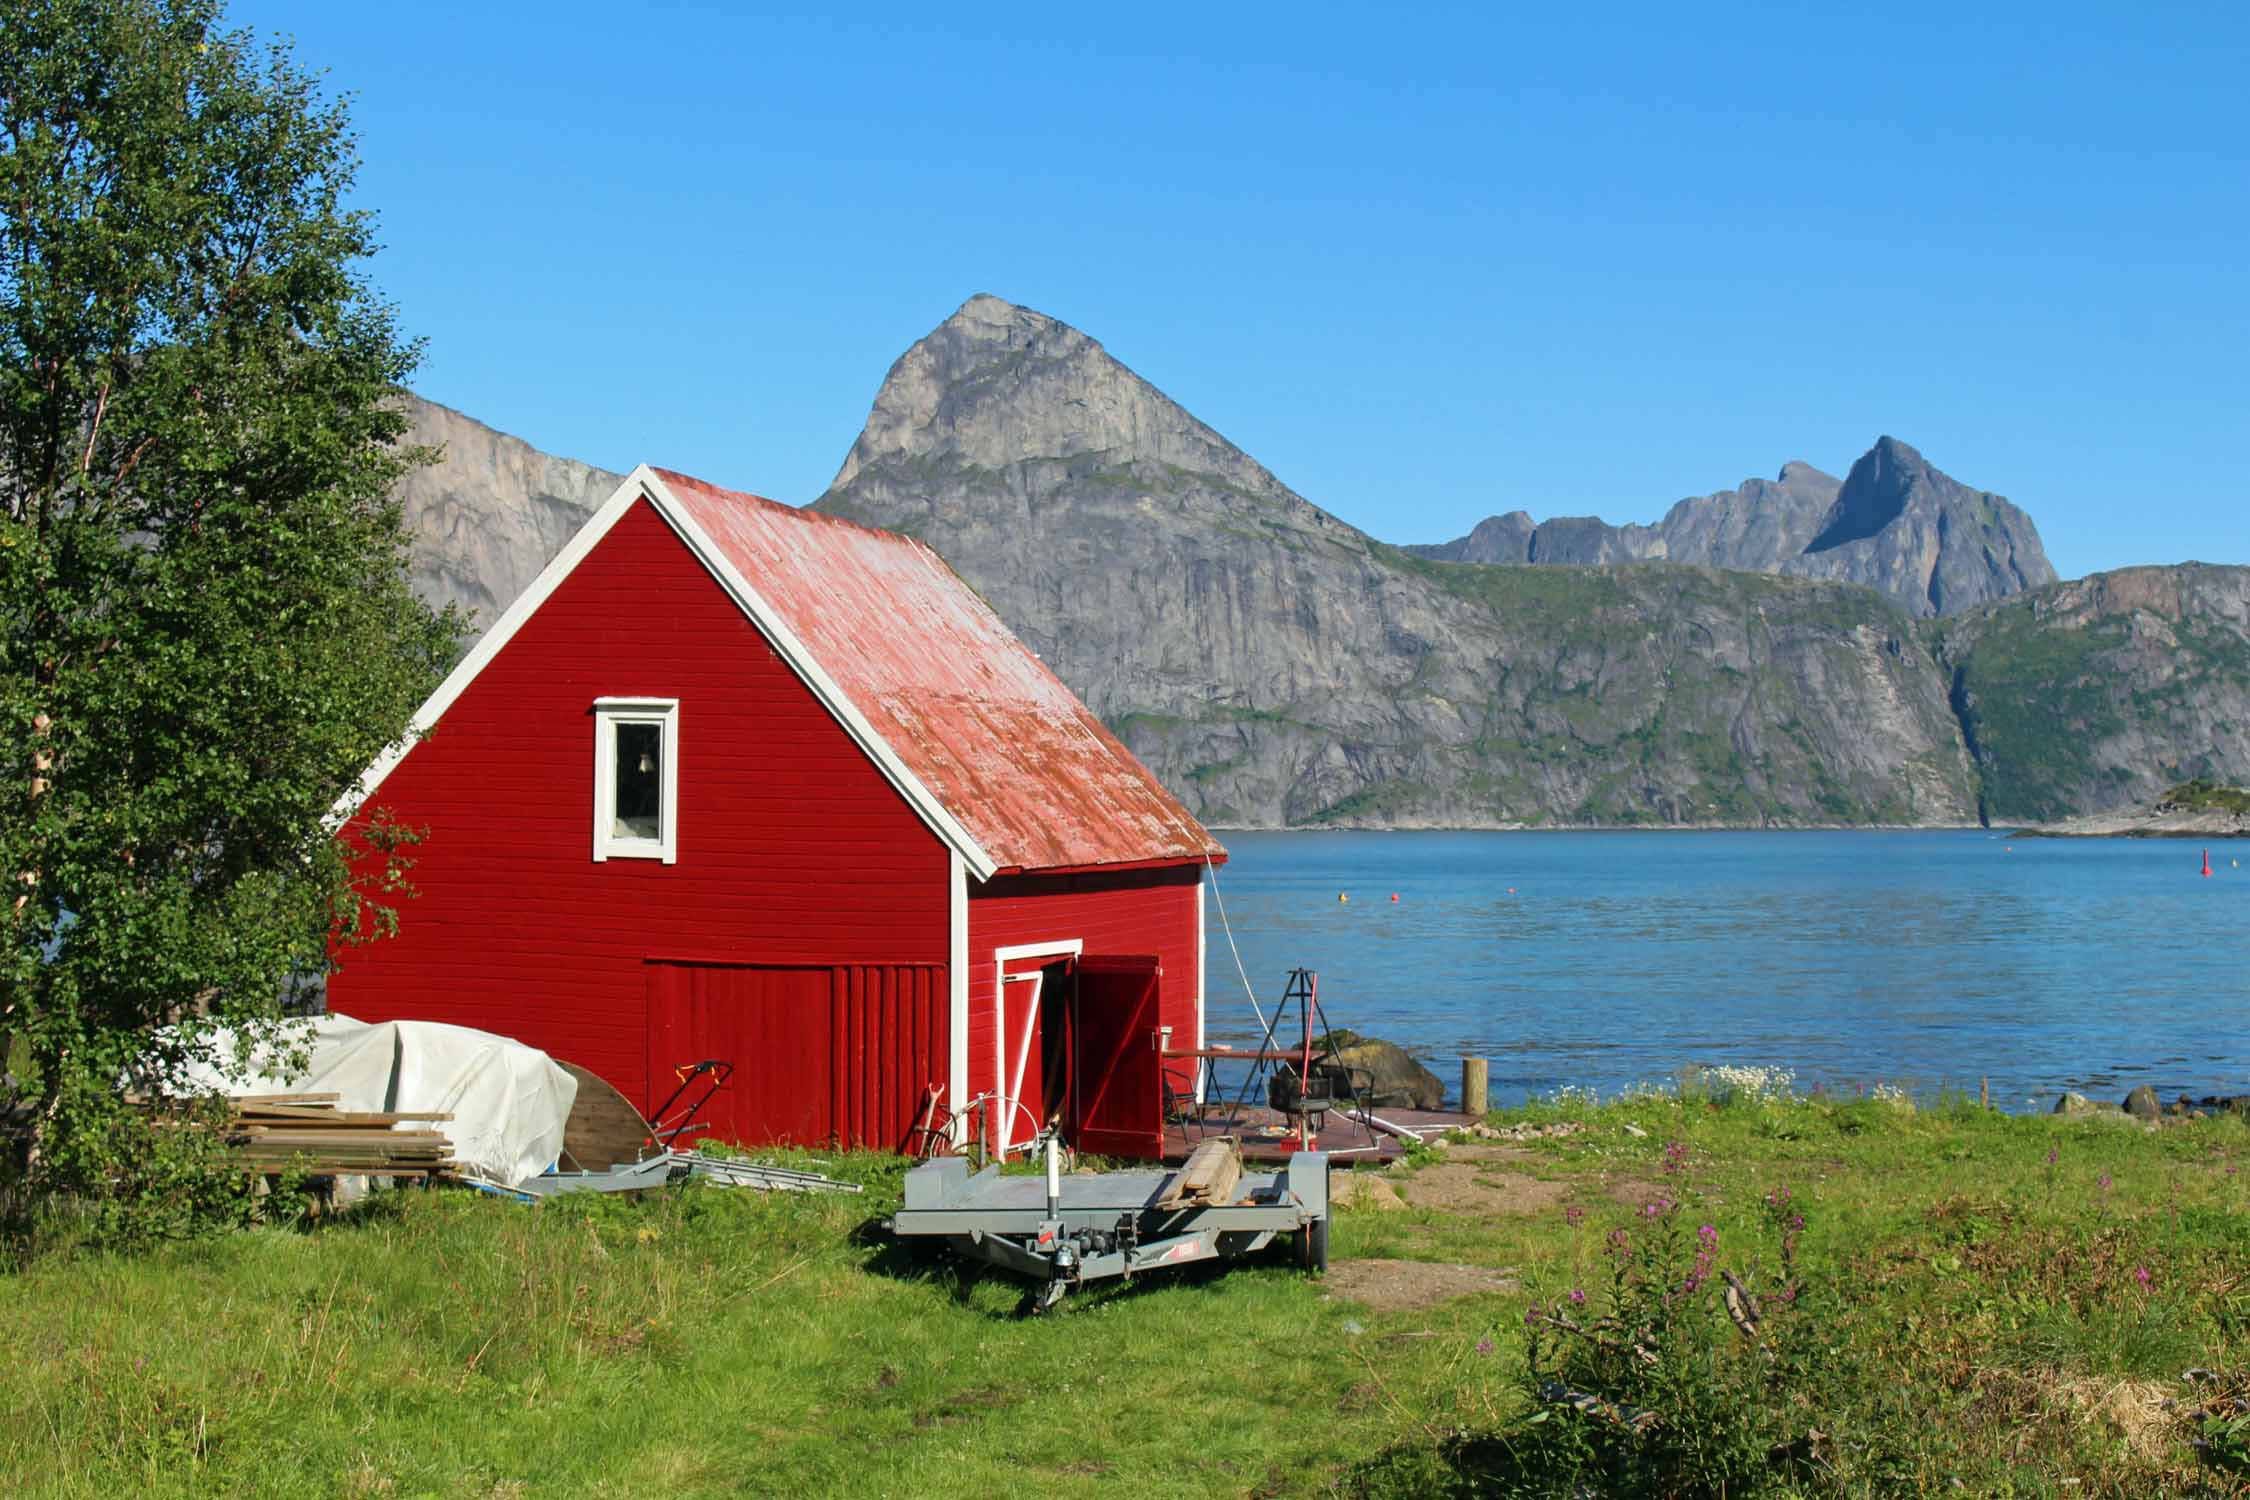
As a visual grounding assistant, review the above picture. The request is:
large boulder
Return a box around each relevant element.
[2053,1091,2096,1115]
[1330,1036,1446,1111]
[2122,1085,2162,1121]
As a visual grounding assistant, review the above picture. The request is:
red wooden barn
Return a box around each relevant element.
[331,465,1225,1159]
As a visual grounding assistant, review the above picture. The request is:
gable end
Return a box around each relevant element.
[337,467,999,878]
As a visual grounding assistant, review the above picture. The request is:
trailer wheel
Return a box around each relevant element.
[1295,1215,1329,1274]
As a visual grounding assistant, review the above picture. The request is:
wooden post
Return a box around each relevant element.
[1462,1056,1489,1118]
[1980,1076,1990,1111]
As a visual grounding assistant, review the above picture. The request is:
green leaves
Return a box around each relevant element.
[0,0,460,1243]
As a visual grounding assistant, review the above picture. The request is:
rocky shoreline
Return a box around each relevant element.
[2018,808,2250,838]
[2054,1085,2250,1122]
[2020,780,2250,838]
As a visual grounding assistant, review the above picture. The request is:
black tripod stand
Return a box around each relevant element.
[1218,968,1371,1151]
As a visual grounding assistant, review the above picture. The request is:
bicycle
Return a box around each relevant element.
[902,1084,1071,1171]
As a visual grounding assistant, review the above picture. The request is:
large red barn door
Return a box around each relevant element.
[645,960,944,1150]
[1068,955,1163,1158]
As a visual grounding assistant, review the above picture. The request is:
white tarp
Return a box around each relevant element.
[172,1014,578,1188]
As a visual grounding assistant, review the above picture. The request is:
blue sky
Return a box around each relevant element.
[232,2,2245,580]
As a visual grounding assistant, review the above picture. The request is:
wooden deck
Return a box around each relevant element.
[1159,1103,1477,1165]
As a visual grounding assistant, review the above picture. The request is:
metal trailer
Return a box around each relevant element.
[888,1145,1330,1313]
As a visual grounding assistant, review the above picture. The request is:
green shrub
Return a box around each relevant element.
[13,1091,307,1255]
[1354,1188,1885,1498]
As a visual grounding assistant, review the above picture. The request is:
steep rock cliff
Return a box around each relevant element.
[394,395,620,627]
[1939,564,2250,822]
[816,296,1977,826]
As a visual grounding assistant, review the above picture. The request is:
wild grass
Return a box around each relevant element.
[0,1093,2244,1496]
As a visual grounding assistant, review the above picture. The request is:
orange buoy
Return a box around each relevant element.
[1389,892,1399,903]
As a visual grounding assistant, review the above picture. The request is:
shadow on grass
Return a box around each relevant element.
[848,1213,1001,1307]
[852,1209,1312,1319]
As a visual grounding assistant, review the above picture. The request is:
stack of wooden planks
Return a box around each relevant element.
[223,1093,457,1177]
[1155,1135,1244,1210]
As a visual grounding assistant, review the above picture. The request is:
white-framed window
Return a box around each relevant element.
[592,698,679,864]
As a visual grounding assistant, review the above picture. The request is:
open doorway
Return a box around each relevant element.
[995,948,1078,1157]
[993,946,1166,1161]
[994,944,1080,1169]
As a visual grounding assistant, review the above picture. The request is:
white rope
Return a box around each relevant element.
[1204,851,1269,1034]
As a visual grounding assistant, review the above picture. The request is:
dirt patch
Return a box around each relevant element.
[912,1383,1015,1429]
[1323,1258,1518,1312]
[1605,1177,1672,1210]
[1335,1380,1379,1414]
[1442,1142,1543,1167]
[1402,1162,1568,1216]
[1331,1172,1406,1211]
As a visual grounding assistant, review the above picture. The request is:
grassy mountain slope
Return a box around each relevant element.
[1941,564,2250,823]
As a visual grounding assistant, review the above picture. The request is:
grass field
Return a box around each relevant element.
[4,1088,2246,1498]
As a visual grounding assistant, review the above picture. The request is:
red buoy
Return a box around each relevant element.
[2203,848,2213,878]
[1389,892,1399,903]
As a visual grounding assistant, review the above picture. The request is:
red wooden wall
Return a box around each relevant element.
[964,863,1203,1112]
[331,499,951,1114]
[647,961,945,1150]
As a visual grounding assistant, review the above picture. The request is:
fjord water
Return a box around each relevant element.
[1200,830,2250,1111]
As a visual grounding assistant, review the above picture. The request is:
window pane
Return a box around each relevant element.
[613,722,662,841]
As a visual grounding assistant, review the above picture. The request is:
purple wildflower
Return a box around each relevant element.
[2046,1147,2058,1166]
[1662,1140,1689,1176]
[1523,1302,1543,1329]
[1476,1336,1496,1356]
[1563,1205,1585,1228]
[2098,1173,2112,1193]
[2134,1265,2153,1289]
[1568,1288,1586,1306]
[1681,1227,1718,1294]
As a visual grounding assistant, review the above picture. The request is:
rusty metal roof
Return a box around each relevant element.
[652,468,1225,875]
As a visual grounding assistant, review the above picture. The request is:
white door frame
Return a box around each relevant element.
[991,939,1082,1159]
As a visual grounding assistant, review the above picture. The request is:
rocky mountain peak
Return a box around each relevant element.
[1805,437,1922,552]
[826,295,1309,520]
[1794,437,2057,613]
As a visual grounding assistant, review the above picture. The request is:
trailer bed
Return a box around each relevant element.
[889,1149,1329,1311]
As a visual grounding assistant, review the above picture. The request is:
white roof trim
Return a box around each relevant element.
[333,465,999,880]
[635,469,996,878]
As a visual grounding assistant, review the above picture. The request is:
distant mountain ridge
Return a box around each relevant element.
[1408,437,2055,617]
[813,296,1977,828]
[389,294,2250,829]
